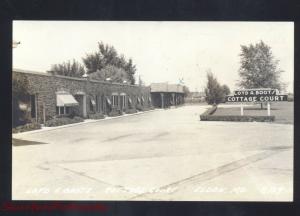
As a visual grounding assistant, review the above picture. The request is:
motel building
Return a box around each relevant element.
[13,69,153,124]
[13,69,187,125]
[150,83,185,108]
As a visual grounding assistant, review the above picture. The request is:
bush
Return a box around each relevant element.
[12,122,41,133]
[200,105,217,116]
[108,110,121,117]
[287,94,294,102]
[125,109,137,114]
[44,116,83,127]
[136,105,143,111]
[142,107,150,112]
[88,113,105,119]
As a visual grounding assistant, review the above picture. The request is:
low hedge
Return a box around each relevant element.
[200,105,217,116]
[136,105,151,112]
[125,109,137,114]
[12,122,41,133]
[200,115,275,122]
[108,110,121,117]
[141,107,151,112]
[88,113,105,119]
[136,105,144,111]
[44,116,84,127]
[200,105,275,122]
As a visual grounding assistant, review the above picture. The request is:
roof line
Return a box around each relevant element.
[13,68,145,88]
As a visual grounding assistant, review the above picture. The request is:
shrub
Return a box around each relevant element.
[136,104,144,111]
[73,116,84,122]
[108,110,121,117]
[287,94,294,102]
[12,122,41,133]
[142,107,150,112]
[125,109,137,114]
[88,113,105,119]
[44,116,83,127]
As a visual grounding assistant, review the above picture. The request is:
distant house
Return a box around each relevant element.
[185,92,206,103]
[150,83,185,108]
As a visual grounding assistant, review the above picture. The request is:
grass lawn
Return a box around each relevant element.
[213,102,293,124]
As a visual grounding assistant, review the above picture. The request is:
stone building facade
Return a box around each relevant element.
[13,69,152,124]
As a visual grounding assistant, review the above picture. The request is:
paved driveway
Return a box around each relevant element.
[12,105,293,201]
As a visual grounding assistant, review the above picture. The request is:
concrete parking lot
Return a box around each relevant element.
[12,105,293,201]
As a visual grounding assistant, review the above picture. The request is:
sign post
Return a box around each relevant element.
[267,102,271,116]
[240,104,244,116]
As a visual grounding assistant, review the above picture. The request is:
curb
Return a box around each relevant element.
[12,109,160,136]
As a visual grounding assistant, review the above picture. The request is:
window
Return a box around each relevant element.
[56,106,70,115]
[120,95,126,108]
[60,107,64,114]
[30,94,36,118]
[66,106,70,114]
[122,95,126,108]
[112,95,119,107]
[96,95,101,112]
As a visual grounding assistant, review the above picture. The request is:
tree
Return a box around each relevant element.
[125,58,136,85]
[137,75,145,86]
[89,65,129,83]
[183,85,190,97]
[204,71,224,105]
[238,41,283,90]
[49,59,85,77]
[82,42,137,84]
[83,42,117,73]
[222,84,231,96]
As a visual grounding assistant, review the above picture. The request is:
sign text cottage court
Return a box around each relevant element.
[226,89,287,103]
[225,88,288,116]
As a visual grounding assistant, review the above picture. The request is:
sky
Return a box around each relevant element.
[13,21,294,93]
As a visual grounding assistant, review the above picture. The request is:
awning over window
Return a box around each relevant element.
[56,94,78,107]
[137,97,141,103]
[106,97,112,106]
[141,96,145,102]
[148,97,152,102]
[128,97,132,104]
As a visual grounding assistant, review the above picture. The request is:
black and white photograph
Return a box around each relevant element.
[12,21,294,201]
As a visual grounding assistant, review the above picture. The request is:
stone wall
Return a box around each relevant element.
[13,69,151,123]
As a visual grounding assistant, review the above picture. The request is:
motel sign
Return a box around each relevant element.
[225,89,288,116]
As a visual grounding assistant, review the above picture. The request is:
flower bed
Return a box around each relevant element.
[108,110,121,117]
[200,105,275,122]
[12,122,41,133]
[88,113,105,119]
[200,114,275,122]
[125,109,137,114]
[44,116,84,127]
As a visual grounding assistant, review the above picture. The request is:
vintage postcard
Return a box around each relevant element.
[12,21,293,201]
